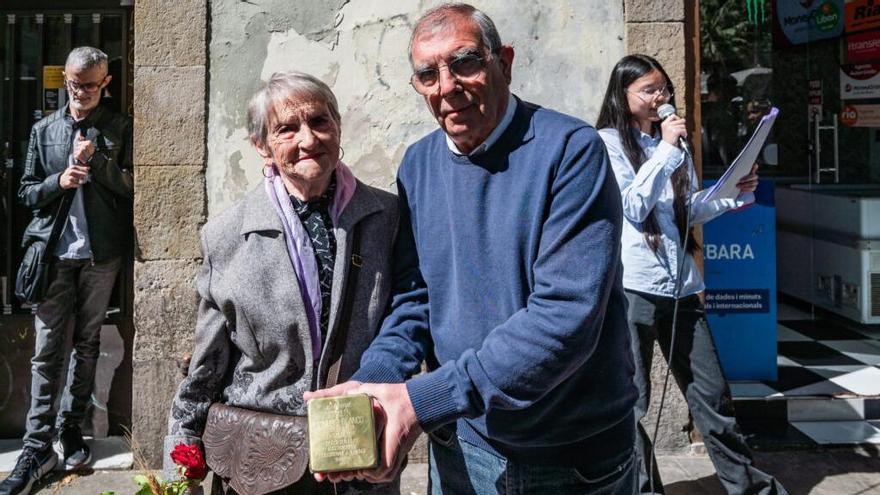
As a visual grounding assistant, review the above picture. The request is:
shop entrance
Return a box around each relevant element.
[699,0,880,449]
[0,2,132,439]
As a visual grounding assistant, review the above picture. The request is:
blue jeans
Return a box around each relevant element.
[428,431,636,495]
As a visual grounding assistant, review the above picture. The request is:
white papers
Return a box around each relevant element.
[703,107,779,202]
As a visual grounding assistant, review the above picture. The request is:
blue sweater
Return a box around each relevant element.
[353,99,636,466]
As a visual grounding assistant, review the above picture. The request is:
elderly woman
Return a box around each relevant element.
[163,71,399,495]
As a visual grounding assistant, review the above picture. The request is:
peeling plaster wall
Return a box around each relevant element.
[207,0,625,215]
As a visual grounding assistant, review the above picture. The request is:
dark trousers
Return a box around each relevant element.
[24,257,121,450]
[625,290,787,495]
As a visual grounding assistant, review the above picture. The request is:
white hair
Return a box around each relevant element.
[65,46,109,72]
[247,71,341,150]
[409,3,503,67]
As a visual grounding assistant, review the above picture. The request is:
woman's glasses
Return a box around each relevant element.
[627,86,673,103]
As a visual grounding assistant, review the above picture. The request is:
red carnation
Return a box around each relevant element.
[170,443,207,480]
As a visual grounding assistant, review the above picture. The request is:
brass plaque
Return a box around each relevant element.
[307,394,378,473]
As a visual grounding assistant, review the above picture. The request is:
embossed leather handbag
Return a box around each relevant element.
[202,403,311,495]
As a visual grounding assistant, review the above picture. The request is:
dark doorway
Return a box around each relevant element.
[0,2,133,439]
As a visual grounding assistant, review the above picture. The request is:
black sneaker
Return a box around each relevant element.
[0,446,58,495]
[58,426,91,469]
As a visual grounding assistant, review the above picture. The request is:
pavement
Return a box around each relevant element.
[661,447,880,494]
[1,445,878,494]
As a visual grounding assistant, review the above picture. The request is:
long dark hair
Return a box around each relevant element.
[596,54,697,254]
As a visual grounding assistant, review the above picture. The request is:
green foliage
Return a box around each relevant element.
[701,0,756,73]
[128,470,197,495]
[133,474,154,495]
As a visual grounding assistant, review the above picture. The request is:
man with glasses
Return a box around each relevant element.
[1,46,132,495]
[307,4,637,493]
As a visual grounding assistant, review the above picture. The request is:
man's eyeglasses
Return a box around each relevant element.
[65,78,106,94]
[627,86,673,103]
[410,52,490,95]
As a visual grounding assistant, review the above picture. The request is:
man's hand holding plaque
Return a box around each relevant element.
[304,381,422,484]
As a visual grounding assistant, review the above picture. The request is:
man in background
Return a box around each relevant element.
[1,46,132,495]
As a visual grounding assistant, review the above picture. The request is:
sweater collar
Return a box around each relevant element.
[443,95,535,164]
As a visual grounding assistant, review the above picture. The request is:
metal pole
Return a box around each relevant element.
[2,14,15,313]
[815,113,822,184]
[832,114,839,183]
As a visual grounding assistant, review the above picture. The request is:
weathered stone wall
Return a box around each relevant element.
[132,0,208,466]
[206,0,625,215]
[625,0,693,454]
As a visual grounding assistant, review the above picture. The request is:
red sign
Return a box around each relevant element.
[846,31,880,62]
[845,0,880,33]
[809,80,823,105]
[841,105,859,126]
[840,104,880,127]
[809,80,823,119]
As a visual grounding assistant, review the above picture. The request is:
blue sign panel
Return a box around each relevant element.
[702,180,777,381]
[774,0,844,47]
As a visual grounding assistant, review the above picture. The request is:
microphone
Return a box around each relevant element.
[657,103,691,155]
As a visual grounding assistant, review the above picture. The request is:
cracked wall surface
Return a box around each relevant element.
[207,0,625,215]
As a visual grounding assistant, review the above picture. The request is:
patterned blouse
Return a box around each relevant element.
[290,177,337,346]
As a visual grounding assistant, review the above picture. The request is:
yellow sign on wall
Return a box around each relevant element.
[43,65,65,89]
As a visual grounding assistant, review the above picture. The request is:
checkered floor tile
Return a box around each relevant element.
[731,316,880,447]
[733,319,880,398]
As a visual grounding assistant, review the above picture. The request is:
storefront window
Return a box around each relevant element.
[701,0,773,176]
[701,0,880,184]
[699,0,880,382]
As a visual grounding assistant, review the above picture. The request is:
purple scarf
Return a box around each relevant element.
[263,162,357,361]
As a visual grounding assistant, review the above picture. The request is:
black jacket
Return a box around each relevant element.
[18,104,133,262]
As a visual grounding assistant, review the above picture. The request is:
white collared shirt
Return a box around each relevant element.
[599,127,753,297]
[446,95,518,156]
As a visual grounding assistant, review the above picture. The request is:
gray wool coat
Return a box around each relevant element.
[163,180,398,487]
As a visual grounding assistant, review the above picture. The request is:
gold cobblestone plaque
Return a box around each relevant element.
[308,394,378,473]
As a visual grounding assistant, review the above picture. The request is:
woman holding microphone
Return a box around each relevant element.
[597,54,786,495]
